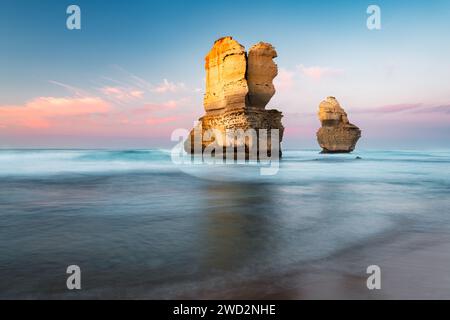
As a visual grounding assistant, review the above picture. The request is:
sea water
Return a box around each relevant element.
[0,149,449,298]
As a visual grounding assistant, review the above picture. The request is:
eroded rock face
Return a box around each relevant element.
[185,36,284,157]
[247,42,278,109]
[316,96,361,153]
[204,37,248,112]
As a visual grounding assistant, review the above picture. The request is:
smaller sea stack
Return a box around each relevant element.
[316,96,361,153]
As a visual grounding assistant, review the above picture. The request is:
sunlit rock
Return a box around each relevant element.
[316,96,361,153]
[185,36,284,157]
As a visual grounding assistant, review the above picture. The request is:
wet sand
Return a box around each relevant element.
[177,231,450,299]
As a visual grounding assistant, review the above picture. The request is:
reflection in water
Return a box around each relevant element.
[199,182,280,271]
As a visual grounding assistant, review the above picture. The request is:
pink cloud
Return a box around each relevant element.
[274,68,295,91]
[0,95,192,141]
[351,103,450,115]
[0,70,201,145]
[130,90,144,98]
[101,87,123,95]
[100,86,144,101]
[0,97,110,129]
[132,99,180,115]
[352,103,423,114]
[146,116,179,125]
[297,64,344,80]
[414,104,450,114]
[153,79,186,93]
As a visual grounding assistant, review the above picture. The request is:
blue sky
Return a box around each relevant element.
[1,0,450,148]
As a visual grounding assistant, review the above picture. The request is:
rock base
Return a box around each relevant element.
[184,107,284,158]
[317,125,361,153]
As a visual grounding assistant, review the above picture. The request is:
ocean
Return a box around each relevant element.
[0,149,449,299]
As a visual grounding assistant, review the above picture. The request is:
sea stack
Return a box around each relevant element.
[184,36,284,157]
[316,96,361,153]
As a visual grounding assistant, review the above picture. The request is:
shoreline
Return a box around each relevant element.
[175,230,450,299]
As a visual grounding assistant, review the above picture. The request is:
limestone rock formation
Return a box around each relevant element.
[316,96,361,153]
[204,37,248,112]
[185,36,284,157]
[247,42,278,109]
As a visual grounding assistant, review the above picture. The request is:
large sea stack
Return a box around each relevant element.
[184,36,284,157]
[316,96,361,153]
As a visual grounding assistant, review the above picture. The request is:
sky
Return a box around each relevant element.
[1,0,449,149]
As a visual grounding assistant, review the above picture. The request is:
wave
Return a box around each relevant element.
[0,149,175,176]
[74,149,171,162]
[0,149,449,177]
